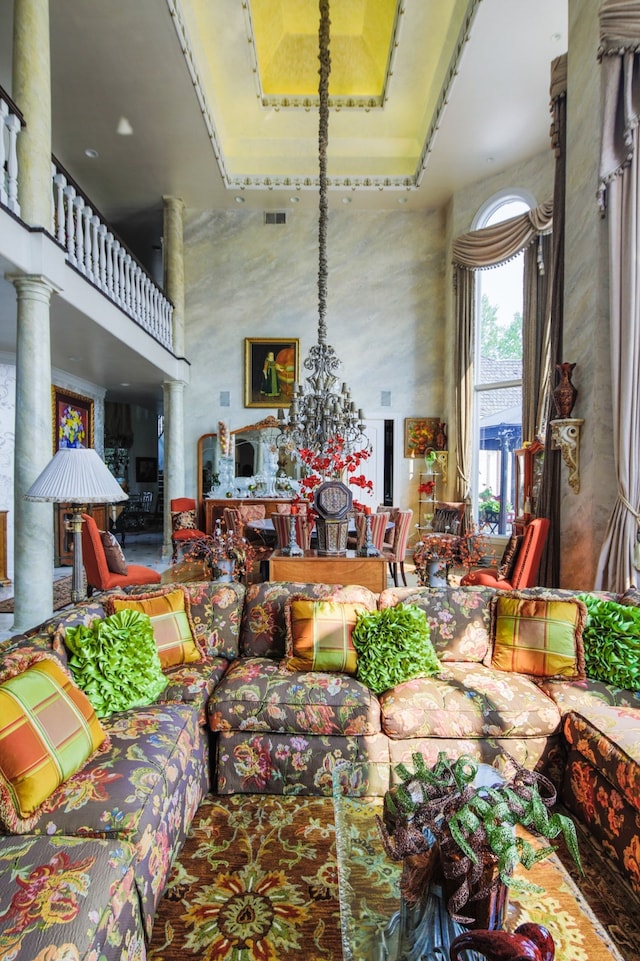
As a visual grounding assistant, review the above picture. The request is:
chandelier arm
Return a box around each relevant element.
[318,0,330,346]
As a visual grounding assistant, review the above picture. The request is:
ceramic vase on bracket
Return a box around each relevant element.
[553,362,578,418]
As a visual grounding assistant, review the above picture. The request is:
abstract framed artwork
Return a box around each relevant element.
[52,387,94,451]
[244,337,300,408]
[404,417,442,457]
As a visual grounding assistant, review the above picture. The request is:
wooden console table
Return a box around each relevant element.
[269,549,387,593]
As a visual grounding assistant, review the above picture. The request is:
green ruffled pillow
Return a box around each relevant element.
[352,603,441,694]
[578,593,640,691]
[65,609,168,717]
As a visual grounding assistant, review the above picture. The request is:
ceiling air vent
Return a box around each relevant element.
[264,211,286,225]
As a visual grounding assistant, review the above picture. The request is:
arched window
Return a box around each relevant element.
[472,191,533,535]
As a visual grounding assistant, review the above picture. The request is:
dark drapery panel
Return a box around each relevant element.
[105,402,133,449]
[537,53,567,588]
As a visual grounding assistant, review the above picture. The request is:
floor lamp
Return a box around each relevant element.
[25,447,128,603]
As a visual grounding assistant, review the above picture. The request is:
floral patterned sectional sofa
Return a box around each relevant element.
[0,579,639,960]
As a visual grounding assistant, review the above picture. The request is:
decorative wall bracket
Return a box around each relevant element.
[550,418,584,493]
[434,451,448,485]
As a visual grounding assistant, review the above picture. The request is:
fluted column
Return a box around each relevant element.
[162,379,186,559]
[11,275,58,631]
[162,195,185,356]
[13,0,52,227]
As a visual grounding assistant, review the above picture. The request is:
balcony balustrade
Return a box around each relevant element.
[0,83,173,352]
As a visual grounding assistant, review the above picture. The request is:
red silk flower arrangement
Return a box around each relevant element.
[297,438,373,501]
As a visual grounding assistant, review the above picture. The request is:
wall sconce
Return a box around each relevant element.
[550,418,584,493]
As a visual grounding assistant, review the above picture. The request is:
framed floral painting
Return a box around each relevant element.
[404,417,443,457]
[244,337,299,408]
[52,387,94,451]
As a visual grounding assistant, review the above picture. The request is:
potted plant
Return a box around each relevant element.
[377,752,582,930]
[414,523,492,586]
[182,524,254,583]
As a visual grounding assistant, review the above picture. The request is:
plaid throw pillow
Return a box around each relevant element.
[106,587,202,669]
[488,592,587,679]
[0,653,107,830]
[283,598,366,673]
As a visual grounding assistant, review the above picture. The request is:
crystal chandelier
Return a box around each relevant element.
[278,0,369,459]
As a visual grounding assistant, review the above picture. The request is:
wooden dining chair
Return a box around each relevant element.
[382,508,414,586]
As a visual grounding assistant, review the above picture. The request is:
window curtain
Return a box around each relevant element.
[595,2,640,591]
[451,202,553,511]
[537,53,567,588]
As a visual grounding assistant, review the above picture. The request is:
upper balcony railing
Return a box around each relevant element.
[1,83,173,352]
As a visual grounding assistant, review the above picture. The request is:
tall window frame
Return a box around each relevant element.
[471,190,534,535]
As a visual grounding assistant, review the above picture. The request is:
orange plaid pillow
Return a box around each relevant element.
[0,652,107,831]
[283,598,367,674]
[106,587,201,669]
[488,593,587,680]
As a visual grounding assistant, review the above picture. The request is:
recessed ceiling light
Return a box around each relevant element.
[486,156,495,164]
[120,382,130,387]
[398,196,408,205]
[289,196,300,204]
[116,116,134,136]
[342,197,352,204]
[235,196,246,204]
[84,148,98,159]
[551,32,562,42]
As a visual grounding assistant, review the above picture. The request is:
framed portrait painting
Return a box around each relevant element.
[52,387,94,451]
[244,338,300,408]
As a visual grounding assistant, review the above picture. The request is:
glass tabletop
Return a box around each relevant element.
[332,761,626,961]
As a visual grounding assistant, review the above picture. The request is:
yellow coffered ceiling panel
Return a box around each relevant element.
[251,0,398,98]
[174,0,480,191]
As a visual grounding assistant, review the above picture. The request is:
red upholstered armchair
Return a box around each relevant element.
[81,512,161,595]
[460,517,550,591]
[170,497,207,563]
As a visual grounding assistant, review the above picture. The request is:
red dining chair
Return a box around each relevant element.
[170,497,207,563]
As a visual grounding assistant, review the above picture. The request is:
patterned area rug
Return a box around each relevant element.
[147,794,640,961]
[0,575,72,614]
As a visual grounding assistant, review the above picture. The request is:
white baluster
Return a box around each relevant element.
[98,224,107,290]
[5,113,21,215]
[118,244,127,306]
[135,268,143,322]
[52,172,67,245]
[82,205,93,275]
[105,232,114,296]
[131,262,139,318]
[125,254,133,313]
[64,185,77,263]
[91,215,100,283]
[73,195,85,270]
[0,100,8,207]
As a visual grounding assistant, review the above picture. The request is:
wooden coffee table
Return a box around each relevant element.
[269,548,387,593]
[332,762,626,961]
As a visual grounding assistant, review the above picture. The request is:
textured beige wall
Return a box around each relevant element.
[182,205,448,515]
[561,0,614,589]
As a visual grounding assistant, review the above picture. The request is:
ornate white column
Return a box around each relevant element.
[162,379,186,559]
[13,0,52,226]
[11,275,58,631]
[162,195,185,356]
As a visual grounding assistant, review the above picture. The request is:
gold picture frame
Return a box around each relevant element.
[244,337,300,408]
[404,417,441,458]
[52,386,94,452]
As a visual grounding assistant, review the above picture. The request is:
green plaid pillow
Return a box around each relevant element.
[488,592,587,679]
[283,598,366,673]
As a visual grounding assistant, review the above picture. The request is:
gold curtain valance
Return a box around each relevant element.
[599,0,640,56]
[550,53,567,104]
[451,201,553,271]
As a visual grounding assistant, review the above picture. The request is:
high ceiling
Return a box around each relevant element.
[0,0,567,229]
[0,0,567,407]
